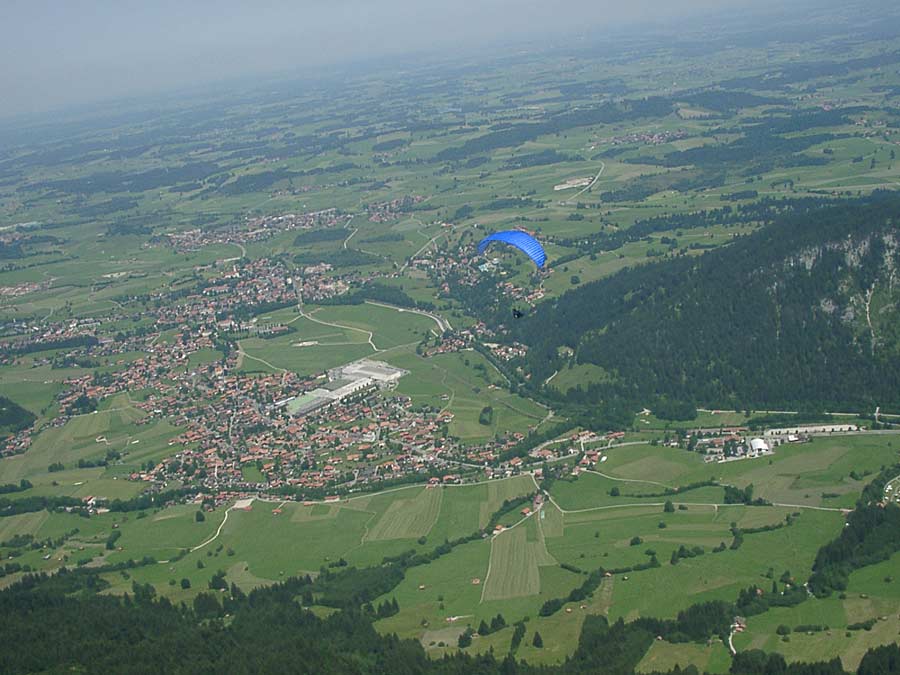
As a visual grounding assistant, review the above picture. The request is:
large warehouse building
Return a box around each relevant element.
[279,359,408,418]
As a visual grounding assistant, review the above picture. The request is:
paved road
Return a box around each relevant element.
[299,308,382,352]
[698,407,900,419]
[546,494,845,516]
[401,230,445,273]
[564,161,606,204]
[343,227,358,249]
[363,300,452,332]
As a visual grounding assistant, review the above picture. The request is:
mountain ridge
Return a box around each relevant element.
[518,194,900,412]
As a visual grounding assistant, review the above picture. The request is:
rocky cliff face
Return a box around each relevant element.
[788,230,900,357]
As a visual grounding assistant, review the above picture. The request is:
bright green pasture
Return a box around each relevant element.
[598,436,899,507]
[311,303,435,349]
[0,402,144,483]
[100,476,534,596]
[638,640,732,674]
[364,486,442,541]
[241,464,266,483]
[734,555,900,674]
[482,518,556,601]
[387,349,548,441]
[603,509,843,621]
[236,301,435,375]
[0,409,182,502]
[548,363,611,394]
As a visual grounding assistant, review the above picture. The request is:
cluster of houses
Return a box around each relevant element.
[420,332,472,358]
[527,430,618,465]
[0,278,54,300]
[685,427,775,462]
[410,239,548,311]
[496,280,545,306]
[164,208,345,254]
[366,195,425,223]
[159,258,299,327]
[485,341,529,362]
[152,377,462,495]
[603,128,687,147]
[763,423,859,440]
[683,422,862,463]
[0,206,570,512]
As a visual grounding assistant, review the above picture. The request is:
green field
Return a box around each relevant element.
[388,349,550,441]
[482,522,547,601]
[4,15,900,672]
[365,486,442,541]
[597,437,899,508]
[3,434,894,669]
[0,395,183,503]
[637,640,732,674]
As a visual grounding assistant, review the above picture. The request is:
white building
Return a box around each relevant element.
[764,424,859,437]
[328,359,408,387]
[749,438,769,454]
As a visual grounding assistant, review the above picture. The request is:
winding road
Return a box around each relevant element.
[363,300,452,333]
[299,308,382,352]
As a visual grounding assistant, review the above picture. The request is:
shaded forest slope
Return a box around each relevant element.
[518,194,900,411]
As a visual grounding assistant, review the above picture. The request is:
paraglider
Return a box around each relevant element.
[477,230,546,269]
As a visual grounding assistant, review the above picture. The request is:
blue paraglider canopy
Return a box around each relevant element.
[477,230,547,269]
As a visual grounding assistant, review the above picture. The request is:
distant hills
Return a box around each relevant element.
[519,194,900,413]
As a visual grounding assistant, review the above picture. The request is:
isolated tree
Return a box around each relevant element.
[532,631,543,648]
[664,500,675,513]
[195,510,206,523]
[208,570,227,591]
[180,578,191,590]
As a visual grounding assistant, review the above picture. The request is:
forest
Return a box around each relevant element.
[0,554,897,674]
[513,194,900,413]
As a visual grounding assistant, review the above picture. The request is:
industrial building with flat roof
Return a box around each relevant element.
[284,359,407,417]
[286,393,332,417]
[328,359,408,386]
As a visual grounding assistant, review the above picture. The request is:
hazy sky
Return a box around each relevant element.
[2,0,794,118]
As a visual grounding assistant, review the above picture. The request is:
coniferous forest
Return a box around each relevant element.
[514,194,900,414]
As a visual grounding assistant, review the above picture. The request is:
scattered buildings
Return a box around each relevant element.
[764,424,860,437]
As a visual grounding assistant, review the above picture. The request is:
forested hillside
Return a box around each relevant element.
[0,397,36,436]
[517,194,900,412]
[2,567,898,675]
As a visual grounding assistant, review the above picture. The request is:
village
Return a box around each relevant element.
[0,238,552,508]
[0,206,873,516]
